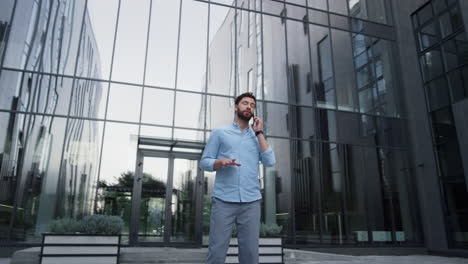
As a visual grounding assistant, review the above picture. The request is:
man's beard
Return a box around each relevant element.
[236,110,251,122]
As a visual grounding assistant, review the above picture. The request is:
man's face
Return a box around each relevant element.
[235,97,256,122]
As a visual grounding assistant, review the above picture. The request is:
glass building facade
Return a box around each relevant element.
[0,0,466,253]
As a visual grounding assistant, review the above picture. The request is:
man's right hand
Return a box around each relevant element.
[214,158,241,170]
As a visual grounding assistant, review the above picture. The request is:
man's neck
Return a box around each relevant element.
[234,118,249,131]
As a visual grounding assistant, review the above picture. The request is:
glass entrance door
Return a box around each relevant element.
[130,150,202,245]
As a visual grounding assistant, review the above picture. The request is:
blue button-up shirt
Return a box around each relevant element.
[200,122,276,203]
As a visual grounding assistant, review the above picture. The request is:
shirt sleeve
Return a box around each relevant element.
[200,129,221,172]
[259,146,276,167]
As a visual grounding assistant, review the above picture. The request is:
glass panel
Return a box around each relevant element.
[317,35,336,109]
[174,92,204,129]
[206,95,234,130]
[59,118,104,220]
[263,15,288,103]
[0,0,14,62]
[443,39,458,72]
[173,128,205,142]
[448,66,468,101]
[69,78,108,119]
[329,0,348,15]
[293,139,320,244]
[426,77,450,111]
[265,103,315,139]
[207,4,235,95]
[265,138,292,242]
[81,0,119,80]
[171,158,198,242]
[361,146,393,243]
[330,14,349,31]
[422,48,444,80]
[0,70,73,116]
[349,0,387,24]
[320,143,345,244]
[431,107,456,145]
[14,1,87,75]
[145,0,180,88]
[436,140,465,177]
[111,0,150,84]
[97,122,138,244]
[307,0,327,11]
[0,113,67,242]
[418,22,438,51]
[316,108,338,142]
[176,0,208,92]
[203,169,216,245]
[286,19,313,106]
[342,145,369,243]
[439,11,453,38]
[417,4,434,26]
[106,83,142,122]
[307,8,329,26]
[139,125,172,141]
[308,24,330,107]
[138,157,168,243]
[332,29,357,111]
[141,88,174,126]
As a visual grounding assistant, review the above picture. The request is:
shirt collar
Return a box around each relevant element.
[231,122,250,132]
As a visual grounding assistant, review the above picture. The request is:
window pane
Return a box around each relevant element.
[418,22,438,51]
[422,49,444,81]
[293,139,321,244]
[332,29,357,111]
[81,0,119,80]
[206,95,234,130]
[286,19,313,106]
[98,122,139,243]
[263,15,288,103]
[145,0,180,88]
[139,125,172,141]
[329,0,348,15]
[265,138,292,242]
[60,118,104,218]
[265,103,315,139]
[0,70,73,116]
[112,0,150,84]
[0,113,67,242]
[70,78,108,119]
[174,92,204,129]
[349,0,387,24]
[207,4,236,95]
[176,0,208,92]
[308,24,331,107]
[106,83,142,122]
[426,77,450,111]
[141,88,174,126]
[320,143,346,244]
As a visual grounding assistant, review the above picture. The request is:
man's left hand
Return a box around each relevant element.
[251,117,263,132]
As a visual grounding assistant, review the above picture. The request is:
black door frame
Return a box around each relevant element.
[129,149,203,246]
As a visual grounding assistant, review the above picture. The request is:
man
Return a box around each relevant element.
[200,92,276,264]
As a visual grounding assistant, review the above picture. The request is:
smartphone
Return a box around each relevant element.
[251,112,256,127]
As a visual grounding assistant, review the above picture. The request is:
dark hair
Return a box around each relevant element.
[234,92,256,105]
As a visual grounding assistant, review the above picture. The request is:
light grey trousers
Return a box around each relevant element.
[206,197,261,264]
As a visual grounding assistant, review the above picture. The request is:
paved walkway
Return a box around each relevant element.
[287,252,468,264]
[4,251,468,263]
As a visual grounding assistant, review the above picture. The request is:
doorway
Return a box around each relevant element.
[129,139,204,246]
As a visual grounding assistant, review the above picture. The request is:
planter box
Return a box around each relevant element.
[226,237,283,264]
[39,233,121,264]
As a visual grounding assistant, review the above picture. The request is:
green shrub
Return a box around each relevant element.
[260,222,282,237]
[49,215,124,234]
[49,218,81,233]
[80,214,124,235]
